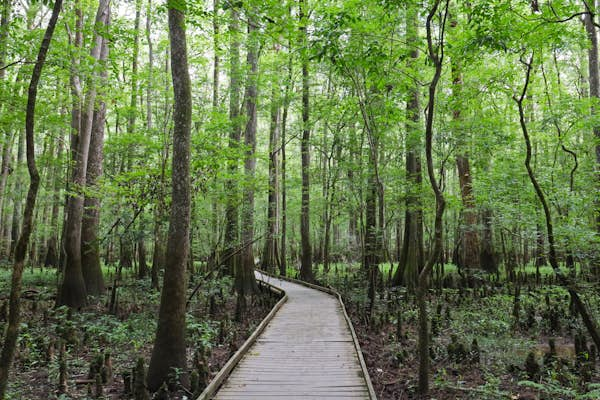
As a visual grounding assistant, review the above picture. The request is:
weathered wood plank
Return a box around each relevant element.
[209,272,373,400]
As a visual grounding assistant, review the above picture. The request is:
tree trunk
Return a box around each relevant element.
[58,1,104,309]
[147,1,191,390]
[534,222,546,267]
[81,0,110,296]
[138,231,148,279]
[9,131,24,259]
[146,0,163,290]
[479,208,497,272]
[0,0,11,252]
[261,74,281,272]
[418,2,448,395]
[365,173,378,313]
[456,155,480,270]
[210,0,221,252]
[223,7,242,277]
[393,5,424,288]
[451,17,480,274]
[236,13,259,314]
[119,0,142,270]
[0,1,62,395]
[45,133,63,268]
[515,53,600,360]
[299,0,313,282]
[584,8,600,235]
[280,33,292,277]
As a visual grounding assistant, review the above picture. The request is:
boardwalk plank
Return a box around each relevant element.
[211,272,371,400]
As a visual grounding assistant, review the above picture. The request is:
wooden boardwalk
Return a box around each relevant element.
[212,272,373,400]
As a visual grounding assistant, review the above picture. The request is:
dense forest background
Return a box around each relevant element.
[1,0,600,399]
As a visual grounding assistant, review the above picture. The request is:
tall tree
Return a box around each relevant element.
[9,131,24,259]
[0,0,12,257]
[120,0,143,273]
[147,0,192,390]
[261,58,281,273]
[58,0,110,308]
[279,26,293,277]
[450,16,480,275]
[417,0,448,394]
[0,0,62,396]
[583,3,600,236]
[299,0,313,281]
[81,0,111,296]
[393,2,424,288]
[223,6,242,277]
[148,0,165,290]
[235,10,259,318]
[44,130,63,267]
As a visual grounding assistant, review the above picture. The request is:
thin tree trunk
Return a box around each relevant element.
[147,1,191,390]
[138,228,148,278]
[45,130,63,267]
[212,0,220,109]
[280,33,292,277]
[0,0,11,248]
[480,208,497,272]
[210,0,221,251]
[0,1,62,395]
[417,1,448,395]
[148,0,165,290]
[299,0,313,282]
[119,0,142,272]
[515,52,600,360]
[584,5,600,234]
[9,131,24,259]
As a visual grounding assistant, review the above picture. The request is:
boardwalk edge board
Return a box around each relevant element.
[255,269,378,400]
[196,279,288,400]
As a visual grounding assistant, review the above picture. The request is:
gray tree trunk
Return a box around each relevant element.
[147,1,192,390]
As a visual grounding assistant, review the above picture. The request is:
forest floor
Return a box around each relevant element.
[0,266,276,400]
[317,264,600,400]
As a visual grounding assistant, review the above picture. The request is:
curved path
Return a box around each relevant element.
[213,272,373,400]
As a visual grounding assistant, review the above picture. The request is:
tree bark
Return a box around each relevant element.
[45,131,63,268]
[417,1,448,395]
[0,0,11,248]
[450,24,480,273]
[299,0,313,282]
[393,3,424,288]
[81,0,110,296]
[236,12,259,313]
[584,6,600,235]
[58,1,106,308]
[148,0,165,290]
[147,1,192,390]
[223,7,242,277]
[0,0,62,395]
[9,131,24,259]
[138,229,148,278]
[479,208,497,272]
[280,33,293,277]
[261,72,281,272]
[119,0,142,271]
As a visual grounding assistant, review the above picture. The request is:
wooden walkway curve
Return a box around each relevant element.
[211,271,375,400]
